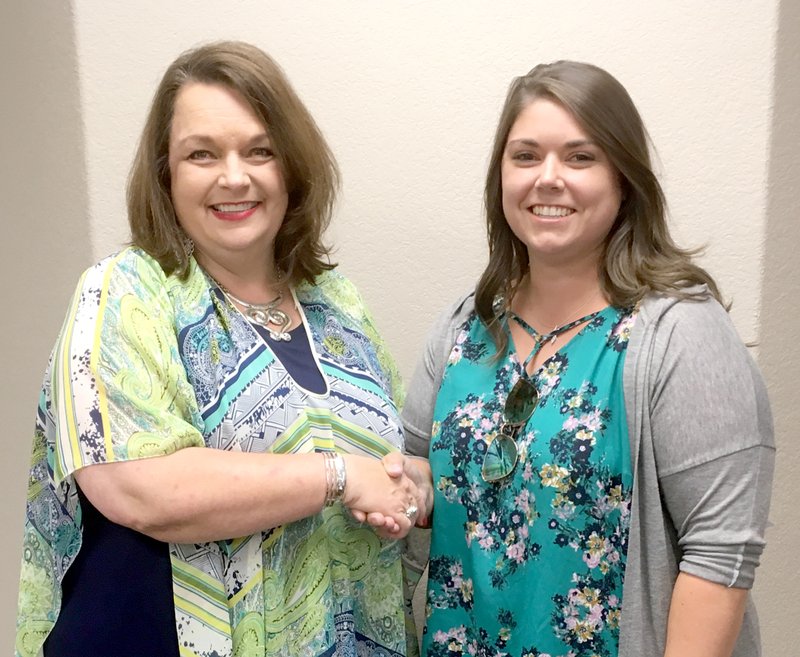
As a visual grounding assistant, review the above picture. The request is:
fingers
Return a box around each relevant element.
[364,504,419,536]
[384,454,432,525]
[365,511,401,534]
[340,453,420,538]
[410,489,426,526]
[406,457,434,526]
[381,451,405,478]
[350,508,401,532]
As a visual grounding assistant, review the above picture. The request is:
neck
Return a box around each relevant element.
[513,258,607,331]
[196,249,283,303]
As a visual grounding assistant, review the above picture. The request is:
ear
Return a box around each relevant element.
[618,178,630,203]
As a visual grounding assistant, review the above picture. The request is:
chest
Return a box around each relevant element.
[175,294,402,455]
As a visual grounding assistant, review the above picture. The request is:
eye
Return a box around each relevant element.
[509,150,539,164]
[188,150,214,161]
[249,146,274,160]
[567,152,597,165]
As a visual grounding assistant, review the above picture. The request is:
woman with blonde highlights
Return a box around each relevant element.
[17,41,431,657]
[403,61,773,657]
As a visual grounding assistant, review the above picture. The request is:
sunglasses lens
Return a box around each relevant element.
[481,377,538,483]
[482,433,519,482]
[505,377,539,424]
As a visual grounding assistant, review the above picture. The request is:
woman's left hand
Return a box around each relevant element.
[350,452,433,536]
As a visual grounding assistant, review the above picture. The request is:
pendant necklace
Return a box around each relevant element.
[216,282,294,342]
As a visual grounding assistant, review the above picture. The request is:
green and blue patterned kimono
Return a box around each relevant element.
[17,247,410,657]
[423,306,637,657]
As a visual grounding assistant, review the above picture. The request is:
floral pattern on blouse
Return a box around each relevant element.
[423,305,637,657]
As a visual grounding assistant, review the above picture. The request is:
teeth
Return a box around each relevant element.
[213,202,257,212]
[531,205,572,217]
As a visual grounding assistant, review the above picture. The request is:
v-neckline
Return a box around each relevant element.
[209,281,332,399]
[506,305,613,379]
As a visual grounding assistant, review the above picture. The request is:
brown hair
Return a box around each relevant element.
[127,40,339,284]
[476,60,722,351]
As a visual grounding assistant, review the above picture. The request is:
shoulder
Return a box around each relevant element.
[297,268,363,311]
[632,292,774,476]
[634,289,772,443]
[65,247,181,333]
[637,288,744,356]
[401,289,477,451]
[417,289,478,384]
[639,286,726,323]
[78,247,170,297]
[427,290,477,347]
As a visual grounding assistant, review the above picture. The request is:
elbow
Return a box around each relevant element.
[75,458,191,541]
[93,493,177,540]
[77,476,181,541]
[122,507,177,541]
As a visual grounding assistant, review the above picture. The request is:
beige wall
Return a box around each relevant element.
[753,0,800,648]
[0,0,94,651]
[2,1,796,654]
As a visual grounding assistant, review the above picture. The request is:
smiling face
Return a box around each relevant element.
[168,82,289,280]
[501,98,622,271]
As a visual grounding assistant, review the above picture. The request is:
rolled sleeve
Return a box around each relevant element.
[648,298,775,589]
[659,445,774,588]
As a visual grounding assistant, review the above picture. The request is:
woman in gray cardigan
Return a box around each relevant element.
[402,61,774,657]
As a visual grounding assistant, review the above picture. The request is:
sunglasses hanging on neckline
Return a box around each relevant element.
[481,376,540,483]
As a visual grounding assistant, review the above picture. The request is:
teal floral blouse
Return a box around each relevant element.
[423,305,638,657]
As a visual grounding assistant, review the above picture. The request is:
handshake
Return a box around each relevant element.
[340,452,433,539]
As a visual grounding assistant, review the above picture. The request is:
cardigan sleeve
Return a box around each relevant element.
[647,297,775,588]
[401,292,475,458]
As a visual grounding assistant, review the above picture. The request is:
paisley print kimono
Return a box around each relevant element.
[17,248,410,657]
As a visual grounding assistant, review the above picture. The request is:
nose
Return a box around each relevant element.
[218,154,250,189]
[535,154,564,191]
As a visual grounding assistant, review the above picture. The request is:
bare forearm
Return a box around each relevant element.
[76,446,420,543]
[76,447,327,543]
[663,572,748,657]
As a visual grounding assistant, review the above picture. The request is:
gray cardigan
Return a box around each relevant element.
[402,291,775,656]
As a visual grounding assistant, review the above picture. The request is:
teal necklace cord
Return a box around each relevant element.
[508,309,603,372]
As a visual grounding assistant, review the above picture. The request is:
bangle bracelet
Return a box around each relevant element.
[323,451,346,506]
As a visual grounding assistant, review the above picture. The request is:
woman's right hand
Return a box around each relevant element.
[341,454,420,538]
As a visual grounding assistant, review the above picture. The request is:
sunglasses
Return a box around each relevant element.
[481,376,540,483]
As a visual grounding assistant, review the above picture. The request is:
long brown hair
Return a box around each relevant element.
[476,60,722,352]
[127,40,339,285]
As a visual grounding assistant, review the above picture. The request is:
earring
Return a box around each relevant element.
[182,235,195,258]
[173,232,194,266]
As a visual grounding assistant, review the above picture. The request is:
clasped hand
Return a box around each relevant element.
[343,452,433,539]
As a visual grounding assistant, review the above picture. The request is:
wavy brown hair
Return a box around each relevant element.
[476,60,722,352]
[127,40,339,284]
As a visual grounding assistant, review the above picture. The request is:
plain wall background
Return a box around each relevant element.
[2,1,797,654]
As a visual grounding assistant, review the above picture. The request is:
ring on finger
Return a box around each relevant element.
[404,504,418,519]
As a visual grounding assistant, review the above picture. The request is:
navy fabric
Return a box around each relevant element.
[43,489,178,657]
[252,322,327,394]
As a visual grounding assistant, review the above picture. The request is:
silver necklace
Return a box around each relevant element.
[217,283,293,342]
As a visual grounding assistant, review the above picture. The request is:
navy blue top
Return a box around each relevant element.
[251,322,327,394]
[45,320,323,655]
[43,490,179,657]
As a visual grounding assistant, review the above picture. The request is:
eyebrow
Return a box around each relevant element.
[506,138,597,148]
[175,132,271,148]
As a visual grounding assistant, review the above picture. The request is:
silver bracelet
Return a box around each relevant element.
[323,451,346,506]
